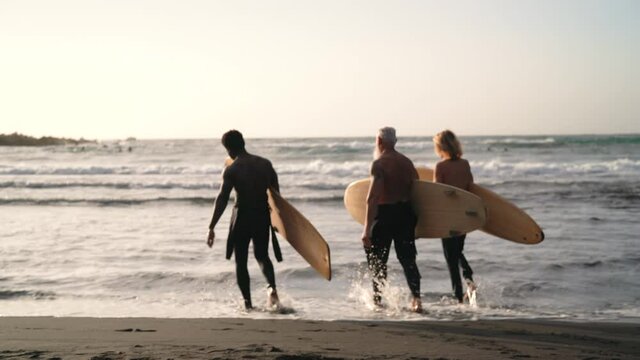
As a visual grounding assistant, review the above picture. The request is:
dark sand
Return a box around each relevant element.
[0,317,638,359]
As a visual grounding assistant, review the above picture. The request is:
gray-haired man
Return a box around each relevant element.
[361,127,422,312]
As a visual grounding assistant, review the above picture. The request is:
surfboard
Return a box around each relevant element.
[344,179,487,239]
[267,188,332,280]
[416,167,544,244]
[224,158,331,280]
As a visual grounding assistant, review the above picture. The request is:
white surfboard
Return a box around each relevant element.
[344,178,487,238]
[417,167,544,244]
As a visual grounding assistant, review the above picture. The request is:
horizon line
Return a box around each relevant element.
[101,131,640,142]
[3,131,640,142]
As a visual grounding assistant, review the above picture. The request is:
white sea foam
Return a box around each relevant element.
[471,158,640,178]
[480,137,557,145]
[276,159,370,177]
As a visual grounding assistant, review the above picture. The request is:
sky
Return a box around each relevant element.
[0,0,638,139]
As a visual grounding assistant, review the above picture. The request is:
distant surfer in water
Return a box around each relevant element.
[433,130,477,304]
[362,127,422,312]
[207,130,281,310]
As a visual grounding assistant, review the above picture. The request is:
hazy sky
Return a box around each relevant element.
[1,0,638,139]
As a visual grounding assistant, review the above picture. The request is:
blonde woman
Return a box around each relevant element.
[433,130,477,303]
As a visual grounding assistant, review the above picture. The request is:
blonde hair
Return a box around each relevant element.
[433,130,463,160]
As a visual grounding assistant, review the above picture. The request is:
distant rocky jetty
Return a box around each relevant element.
[0,133,95,146]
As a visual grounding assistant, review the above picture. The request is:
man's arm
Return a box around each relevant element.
[207,168,234,247]
[362,161,384,249]
[270,162,280,193]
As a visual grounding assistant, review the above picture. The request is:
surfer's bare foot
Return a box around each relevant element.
[410,297,422,313]
[267,287,280,309]
[463,280,476,302]
[372,295,383,310]
[466,279,477,292]
[465,280,478,307]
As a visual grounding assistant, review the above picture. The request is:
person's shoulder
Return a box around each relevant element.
[370,158,384,174]
[251,154,274,168]
[390,150,411,165]
[455,158,472,176]
[248,153,267,162]
[222,162,236,179]
[399,151,413,162]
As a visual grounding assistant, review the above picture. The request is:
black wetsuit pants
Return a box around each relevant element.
[365,202,421,303]
[230,206,276,308]
[441,234,474,302]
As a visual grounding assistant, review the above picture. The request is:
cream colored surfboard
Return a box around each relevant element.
[344,179,486,238]
[417,167,544,244]
[267,188,332,280]
[224,158,331,280]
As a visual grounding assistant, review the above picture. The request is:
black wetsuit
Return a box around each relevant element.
[225,202,279,309]
[366,202,421,303]
[441,234,474,302]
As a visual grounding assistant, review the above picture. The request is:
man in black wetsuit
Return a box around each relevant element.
[207,130,281,310]
[362,127,422,312]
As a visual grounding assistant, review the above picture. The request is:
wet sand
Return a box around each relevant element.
[0,317,638,359]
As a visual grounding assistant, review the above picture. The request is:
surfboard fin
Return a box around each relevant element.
[465,210,478,217]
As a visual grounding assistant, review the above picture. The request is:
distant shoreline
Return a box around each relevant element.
[0,133,95,146]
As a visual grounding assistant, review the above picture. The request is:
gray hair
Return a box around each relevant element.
[377,127,397,145]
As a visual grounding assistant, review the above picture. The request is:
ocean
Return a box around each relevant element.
[1,135,639,321]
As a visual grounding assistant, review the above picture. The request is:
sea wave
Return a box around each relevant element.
[0,179,352,195]
[2,157,638,179]
[562,135,640,146]
[472,158,640,177]
[0,290,56,300]
[273,142,371,155]
[0,194,344,206]
[500,281,565,298]
[277,160,370,177]
[2,175,636,192]
[478,135,640,148]
[0,164,222,176]
[0,197,213,206]
[0,180,218,190]
[0,160,371,177]
[222,137,437,156]
[481,137,557,146]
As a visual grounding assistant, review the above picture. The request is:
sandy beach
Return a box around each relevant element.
[0,317,638,359]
